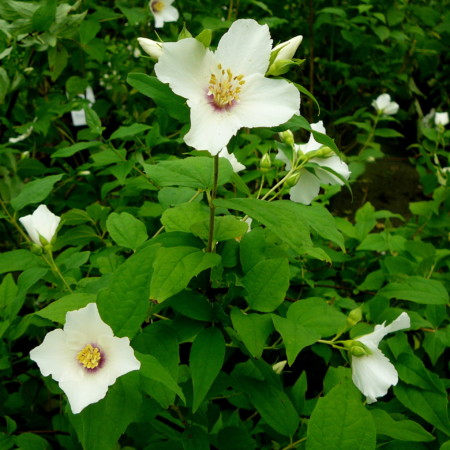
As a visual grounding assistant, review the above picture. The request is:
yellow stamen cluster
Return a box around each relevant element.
[77,344,101,369]
[208,64,245,109]
[151,1,165,13]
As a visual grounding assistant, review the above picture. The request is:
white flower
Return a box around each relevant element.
[271,35,303,61]
[434,112,449,127]
[351,312,410,404]
[154,19,300,155]
[149,0,179,28]
[218,147,245,172]
[19,204,61,246]
[138,37,163,60]
[30,303,141,414]
[372,93,399,115]
[277,121,350,205]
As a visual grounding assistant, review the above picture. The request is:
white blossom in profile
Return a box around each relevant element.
[350,312,410,404]
[149,0,179,28]
[138,37,163,59]
[154,19,300,154]
[30,303,141,414]
[372,93,399,116]
[19,205,61,246]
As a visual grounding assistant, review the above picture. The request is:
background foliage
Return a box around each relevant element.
[0,0,449,449]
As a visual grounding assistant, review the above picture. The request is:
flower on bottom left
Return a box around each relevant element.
[30,303,141,414]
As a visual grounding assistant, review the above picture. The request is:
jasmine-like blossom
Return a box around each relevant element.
[434,112,449,127]
[30,303,141,414]
[149,0,179,28]
[218,147,245,172]
[372,93,399,116]
[154,19,300,154]
[276,121,350,205]
[138,37,163,60]
[19,205,61,246]
[351,312,410,404]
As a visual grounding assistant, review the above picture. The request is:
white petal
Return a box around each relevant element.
[19,205,60,245]
[383,101,399,115]
[155,38,213,100]
[275,149,292,170]
[235,75,300,129]
[272,35,303,61]
[215,19,272,76]
[298,121,326,154]
[289,169,321,205]
[373,93,390,112]
[312,155,350,185]
[218,147,245,172]
[184,102,242,154]
[435,112,449,126]
[160,5,179,22]
[351,348,399,403]
[30,329,83,382]
[19,214,41,245]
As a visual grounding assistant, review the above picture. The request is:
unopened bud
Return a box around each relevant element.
[30,243,43,255]
[310,146,335,159]
[272,360,287,374]
[279,130,295,147]
[346,307,362,327]
[271,36,303,62]
[283,172,301,189]
[260,153,272,172]
[343,340,372,357]
[137,37,163,60]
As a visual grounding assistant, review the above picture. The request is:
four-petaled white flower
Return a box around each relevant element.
[434,112,449,127]
[138,37,163,60]
[155,19,301,155]
[351,312,410,404]
[218,147,245,173]
[30,303,141,414]
[19,204,61,247]
[372,93,399,116]
[276,121,350,205]
[149,0,179,28]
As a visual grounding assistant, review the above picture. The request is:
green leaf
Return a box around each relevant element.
[106,212,148,250]
[306,381,376,450]
[230,308,273,358]
[182,426,210,450]
[11,174,64,211]
[371,408,435,442]
[374,128,404,138]
[35,293,96,324]
[394,383,450,436]
[144,157,234,190]
[235,375,300,436]
[272,315,320,365]
[160,202,210,234]
[48,44,68,81]
[69,373,141,450]
[31,0,56,31]
[0,274,17,318]
[190,327,225,412]
[150,246,221,302]
[378,277,449,305]
[167,290,213,322]
[242,258,290,312]
[13,433,50,450]
[214,198,314,256]
[52,141,102,158]
[84,106,105,136]
[0,250,45,274]
[191,215,249,242]
[109,123,151,140]
[355,202,376,241]
[127,73,189,122]
[97,245,159,337]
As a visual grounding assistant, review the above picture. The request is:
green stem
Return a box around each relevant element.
[206,155,219,253]
[0,197,30,243]
[42,250,73,293]
[359,114,380,154]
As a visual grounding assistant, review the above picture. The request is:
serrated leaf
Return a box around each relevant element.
[190,327,225,412]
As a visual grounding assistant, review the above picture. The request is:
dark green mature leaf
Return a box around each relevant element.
[0,250,45,274]
[379,277,448,305]
[11,174,64,210]
[52,141,102,158]
[230,308,273,358]
[371,409,435,442]
[110,123,151,140]
[97,244,159,338]
[150,246,221,302]
[35,293,96,323]
[127,73,189,122]
[69,373,141,450]
[182,426,210,450]
[190,327,225,412]
[235,375,300,436]
[144,157,234,190]
[31,0,56,31]
[306,381,376,450]
[242,258,290,312]
[191,215,249,242]
[106,212,148,250]
[214,198,314,256]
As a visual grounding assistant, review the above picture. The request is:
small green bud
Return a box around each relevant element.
[30,243,43,255]
[342,340,372,357]
[279,130,295,147]
[260,153,272,172]
[283,172,301,188]
[272,360,287,374]
[346,307,363,327]
[312,146,335,159]
[178,24,193,40]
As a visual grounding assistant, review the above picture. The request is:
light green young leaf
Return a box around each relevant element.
[191,215,249,242]
[161,202,209,234]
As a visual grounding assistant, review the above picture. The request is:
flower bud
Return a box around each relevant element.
[272,360,287,374]
[278,130,295,147]
[346,307,363,327]
[434,111,449,127]
[309,146,335,159]
[283,172,301,189]
[271,36,303,62]
[342,340,372,357]
[260,153,272,172]
[137,37,163,60]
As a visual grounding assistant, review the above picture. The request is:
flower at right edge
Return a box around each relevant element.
[350,312,411,404]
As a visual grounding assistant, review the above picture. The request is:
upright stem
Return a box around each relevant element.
[207,155,219,253]
[360,114,380,154]
[308,0,315,120]
[42,250,73,293]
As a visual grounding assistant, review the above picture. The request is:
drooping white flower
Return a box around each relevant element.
[154,19,300,155]
[149,0,179,28]
[19,204,61,246]
[218,147,245,173]
[30,303,141,414]
[351,312,410,404]
[276,121,350,205]
[372,93,399,116]
[434,112,449,127]
[138,37,163,60]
